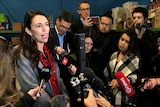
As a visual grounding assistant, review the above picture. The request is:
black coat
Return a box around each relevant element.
[47,27,75,54]
[71,19,97,34]
[71,19,84,34]
[2,94,35,107]
[135,29,158,77]
[91,30,120,84]
[15,94,35,107]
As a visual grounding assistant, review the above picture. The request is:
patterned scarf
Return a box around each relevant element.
[39,44,59,96]
[103,51,140,106]
[109,51,140,77]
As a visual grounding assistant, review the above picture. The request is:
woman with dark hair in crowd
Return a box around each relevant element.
[103,29,141,107]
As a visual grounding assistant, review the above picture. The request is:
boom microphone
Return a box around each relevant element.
[115,71,135,97]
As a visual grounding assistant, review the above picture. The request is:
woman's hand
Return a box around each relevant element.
[110,79,119,89]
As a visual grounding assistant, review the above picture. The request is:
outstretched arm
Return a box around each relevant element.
[141,78,160,91]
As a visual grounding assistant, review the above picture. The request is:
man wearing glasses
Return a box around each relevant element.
[48,11,75,56]
[47,11,76,107]
[71,1,96,34]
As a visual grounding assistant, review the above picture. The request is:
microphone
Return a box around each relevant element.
[115,71,135,97]
[84,68,113,102]
[55,53,71,67]
[70,67,113,103]
[37,67,51,98]
[70,72,99,98]
[83,68,105,90]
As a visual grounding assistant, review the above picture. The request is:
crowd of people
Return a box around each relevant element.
[1,1,160,107]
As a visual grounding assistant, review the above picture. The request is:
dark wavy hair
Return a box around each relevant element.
[119,29,138,54]
[132,7,148,19]
[14,10,49,67]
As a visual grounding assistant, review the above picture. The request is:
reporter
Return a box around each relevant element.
[103,29,140,106]
[71,1,95,34]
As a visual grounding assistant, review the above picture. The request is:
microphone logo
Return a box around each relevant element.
[120,77,131,94]
[70,77,80,86]
[62,57,68,65]
[70,73,87,87]
[115,71,135,97]
[41,68,50,73]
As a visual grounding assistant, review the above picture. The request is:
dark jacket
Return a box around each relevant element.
[71,19,97,34]
[15,94,35,107]
[91,30,120,84]
[133,28,158,107]
[135,29,158,77]
[47,28,76,107]
[1,94,35,107]
[70,19,84,34]
[47,28,75,55]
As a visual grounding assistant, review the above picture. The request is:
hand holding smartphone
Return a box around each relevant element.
[89,16,100,24]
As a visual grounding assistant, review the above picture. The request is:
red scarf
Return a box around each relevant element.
[39,44,59,96]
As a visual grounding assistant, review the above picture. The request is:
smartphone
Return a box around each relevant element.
[90,16,100,24]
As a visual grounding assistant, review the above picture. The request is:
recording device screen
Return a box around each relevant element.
[90,16,100,24]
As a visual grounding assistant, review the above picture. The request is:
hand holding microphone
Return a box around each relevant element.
[115,71,135,97]
[110,79,119,89]
[37,67,51,98]
[56,51,77,75]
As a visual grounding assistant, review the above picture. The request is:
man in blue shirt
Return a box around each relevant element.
[48,11,75,56]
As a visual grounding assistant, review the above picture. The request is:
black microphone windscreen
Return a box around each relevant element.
[38,67,51,81]
[84,67,104,90]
